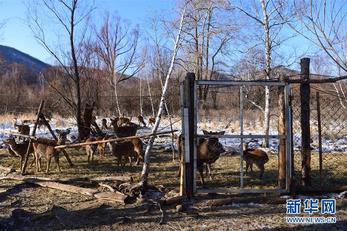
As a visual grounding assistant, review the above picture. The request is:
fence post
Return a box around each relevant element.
[278,76,286,188]
[182,73,195,198]
[300,58,311,186]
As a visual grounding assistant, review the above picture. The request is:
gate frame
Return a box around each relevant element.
[180,73,293,196]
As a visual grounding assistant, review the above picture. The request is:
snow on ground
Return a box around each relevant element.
[1,116,347,153]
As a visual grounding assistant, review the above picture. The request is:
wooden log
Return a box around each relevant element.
[94,191,129,204]
[54,130,178,149]
[92,176,133,182]
[28,180,98,196]
[0,175,129,204]
[162,196,186,206]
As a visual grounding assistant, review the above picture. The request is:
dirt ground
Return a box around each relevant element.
[1,144,347,230]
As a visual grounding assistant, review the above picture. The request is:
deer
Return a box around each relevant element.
[85,135,109,163]
[32,129,70,173]
[101,118,108,130]
[111,138,144,167]
[243,141,269,179]
[3,137,35,170]
[177,130,225,185]
[13,123,30,136]
[110,118,137,138]
[148,117,155,126]
[137,115,147,127]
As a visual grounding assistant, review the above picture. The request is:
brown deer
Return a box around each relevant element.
[117,116,132,126]
[32,129,70,173]
[243,142,269,178]
[14,124,30,136]
[137,115,146,127]
[4,137,35,170]
[177,130,225,185]
[148,117,155,126]
[111,138,144,166]
[85,135,108,163]
[110,118,137,138]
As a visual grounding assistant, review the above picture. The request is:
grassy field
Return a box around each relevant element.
[0,145,347,230]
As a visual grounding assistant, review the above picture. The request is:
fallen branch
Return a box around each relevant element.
[99,183,115,192]
[54,130,178,149]
[0,175,129,204]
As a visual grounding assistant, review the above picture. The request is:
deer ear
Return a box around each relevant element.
[55,129,61,134]
[66,129,71,135]
[202,130,208,135]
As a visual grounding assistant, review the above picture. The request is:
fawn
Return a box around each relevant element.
[148,117,155,126]
[137,115,147,127]
[4,137,35,170]
[32,129,70,173]
[243,142,269,178]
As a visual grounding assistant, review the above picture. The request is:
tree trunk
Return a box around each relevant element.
[140,5,186,189]
[261,0,271,147]
[114,84,121,117]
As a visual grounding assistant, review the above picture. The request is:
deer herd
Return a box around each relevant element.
[4,115,270,185]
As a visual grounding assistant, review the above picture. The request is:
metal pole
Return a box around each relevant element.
[316,92,323,187]
[240,86,244,188]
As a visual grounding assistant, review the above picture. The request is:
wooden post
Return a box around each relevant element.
[21,100,44,174]
[316,92,323,187]
[278,77,286,188]
[182,73,195,198]
[300,58,311,186]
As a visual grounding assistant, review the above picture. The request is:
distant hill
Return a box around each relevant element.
[0,45,50,83]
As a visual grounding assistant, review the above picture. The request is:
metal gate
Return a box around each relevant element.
[180,73,293,196]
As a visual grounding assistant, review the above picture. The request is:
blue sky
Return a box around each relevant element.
[0,0,175,64]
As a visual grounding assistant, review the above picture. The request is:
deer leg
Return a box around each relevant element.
[198,164,205,185]
[46,155,52,174]
[128,155,132,167]
[245,162,249,174]
[207,164,213,180]
[54,153,61,173]
[257,164,264,179]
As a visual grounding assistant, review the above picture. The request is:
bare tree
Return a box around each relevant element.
[140,4,187,189]
[180,0,234,107]
[94,13,143,116]
[292,0,347,73]
[233,0,291,147]
[27,0,94,140]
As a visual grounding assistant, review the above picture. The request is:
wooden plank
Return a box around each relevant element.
[94,191,129,204]
[300,58,311,186]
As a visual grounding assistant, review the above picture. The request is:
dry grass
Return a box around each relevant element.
[1,145,347,230]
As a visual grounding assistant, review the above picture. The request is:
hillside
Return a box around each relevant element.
[0,45,50,82]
